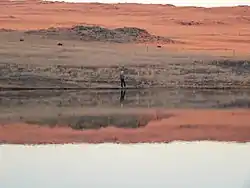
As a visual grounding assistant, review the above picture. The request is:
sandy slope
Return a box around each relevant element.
[1,0,250,55]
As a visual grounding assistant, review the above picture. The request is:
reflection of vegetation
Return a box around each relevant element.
[73,115,151,130]
[25,114,172,130]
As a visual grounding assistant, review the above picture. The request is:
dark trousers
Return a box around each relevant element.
[120,78,126,88]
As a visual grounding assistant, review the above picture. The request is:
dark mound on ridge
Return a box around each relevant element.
[24,25,178,44]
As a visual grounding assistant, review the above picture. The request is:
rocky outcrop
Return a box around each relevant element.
[25,25,178,44]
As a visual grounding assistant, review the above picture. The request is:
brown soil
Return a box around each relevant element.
[1,0,250,55]
[1,109,250,144]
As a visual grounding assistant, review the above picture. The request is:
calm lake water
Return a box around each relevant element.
[1,142,250,188]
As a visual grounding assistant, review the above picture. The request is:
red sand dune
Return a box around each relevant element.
[1,0,250,55]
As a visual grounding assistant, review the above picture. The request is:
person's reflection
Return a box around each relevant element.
[120,89,126,107]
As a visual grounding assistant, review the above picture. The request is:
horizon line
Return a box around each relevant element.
[44,1,250,8]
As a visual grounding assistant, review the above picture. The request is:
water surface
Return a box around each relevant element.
[1,89,250,129]
[1,142,250,188]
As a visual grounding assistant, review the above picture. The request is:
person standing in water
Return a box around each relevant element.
[120,69,126,88]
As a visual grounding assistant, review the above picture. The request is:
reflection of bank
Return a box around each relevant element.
[120,89,126,107]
